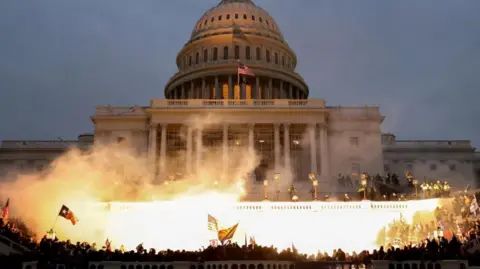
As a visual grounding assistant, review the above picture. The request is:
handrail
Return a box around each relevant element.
[0,233,30,253]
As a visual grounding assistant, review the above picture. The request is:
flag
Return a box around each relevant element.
[208,214,219,231]
[58,205,78,225]
[470,196,479,215]
[218,223,239,244]
[2,198,9,221]
[249,236,256,248]
[238,62,255,77]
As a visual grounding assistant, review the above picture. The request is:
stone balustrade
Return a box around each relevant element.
[393,140,473,148]
[0,140,79,149]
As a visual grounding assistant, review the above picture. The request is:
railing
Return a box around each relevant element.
[150,99,325,108]
[0,140,79,149]
[391,140,472,148]
[0,233,30,254]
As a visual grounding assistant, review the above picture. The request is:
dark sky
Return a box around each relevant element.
[0,0,479,147]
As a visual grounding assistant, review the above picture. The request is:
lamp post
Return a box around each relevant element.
[273,173,280,201]
[361,173,367,200]
[263,179,269,200]
[413,179,418,198]
[309,172,318,200]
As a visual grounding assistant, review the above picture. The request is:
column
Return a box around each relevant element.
[186,127,193,175]
[190,81,195,99]
[228,75,233,99]
[181,85,186,99]
[283,123,291,171]
[148,124,158,176]
[215,76,221,99]
[201,78,206,99]
[240,82,246,99]
[159,124,167,174]
[309,123,318,174]
[280,81,284,99]
[255,76,260,99]
[196,128,203,174]
[223,124,229,173]
[319,124,330,179]
[274,123,281,170]
[289,84,293,99]
[248,124,255,156]
[268,79,273,99]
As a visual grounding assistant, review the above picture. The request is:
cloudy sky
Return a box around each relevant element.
[0,0,479,147]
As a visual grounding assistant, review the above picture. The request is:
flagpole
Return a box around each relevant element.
[237,60,240,98]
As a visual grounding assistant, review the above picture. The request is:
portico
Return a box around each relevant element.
[145,99,330,182]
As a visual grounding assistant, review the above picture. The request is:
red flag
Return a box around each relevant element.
[238,62,255,76]
[58,205,78,225]
[2,198,9,221]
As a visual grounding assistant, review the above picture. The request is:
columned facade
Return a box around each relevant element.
[148,121,331,183]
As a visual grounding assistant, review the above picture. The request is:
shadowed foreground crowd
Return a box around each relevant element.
[1,218,480,269]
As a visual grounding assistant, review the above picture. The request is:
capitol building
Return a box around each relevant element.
[0,0,479,195]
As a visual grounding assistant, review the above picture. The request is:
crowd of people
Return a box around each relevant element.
[0,190,479,268]
[334,172,452,201]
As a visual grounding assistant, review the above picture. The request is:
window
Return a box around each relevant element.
[213,47,218,61]
[256,47,261,60]
[274,52,278,64]
[252,15,255,21]
[245,46,251,60]
[182,58,186,68]
[287,57,291,68]
[259,17,263,22]
[430,164,437,171]
[226,14,230,20]
[266,20,269,25]
[243,14,247,19]
[449,164,456,171]
[234,45,240,60]
[204,20,208,25]
[266,50,271,62]
[406,163,413,171]
[351,163,360,176]
[223,46,229,60]
[282,55,285,66]
[384,164,390,172]
[203,49,208,62]
[189,56,192,66]
[350,137,359,146]
[235,14,239,19]
[218,15,222,21]
[211,17,214,22]
[195,52,199,64]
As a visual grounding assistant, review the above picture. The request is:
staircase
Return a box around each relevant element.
[0,234,30,255]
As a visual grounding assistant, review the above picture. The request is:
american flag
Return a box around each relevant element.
[238,62,255,76]
[208,214,218,231]
[2,198,9,221]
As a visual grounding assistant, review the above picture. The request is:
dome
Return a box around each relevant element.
[190,0,284,44]
[164,0,309,101]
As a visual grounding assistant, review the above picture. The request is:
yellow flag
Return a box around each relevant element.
[218,223,239,244]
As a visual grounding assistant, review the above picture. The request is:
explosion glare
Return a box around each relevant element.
[0,132,444,254]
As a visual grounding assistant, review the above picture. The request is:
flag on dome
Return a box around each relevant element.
[58,205,78,225]
[238,62,255,76]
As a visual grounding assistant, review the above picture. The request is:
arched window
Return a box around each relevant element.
[189,56,192,66]
[218,15,222,21]
[243,14,247,19]
[252,15,255,21]
[213,47,218,61]
[195,52,199,64]
[282,55,285,66]
[245,46,251,60]
[227,14,230,20]
[235,14,239,19]
[266,50,271,62]
[234,45,240,60]
[204,49,208,62]
[274,52,278,64]
[256,47,261,60]
[223,46,229,60]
